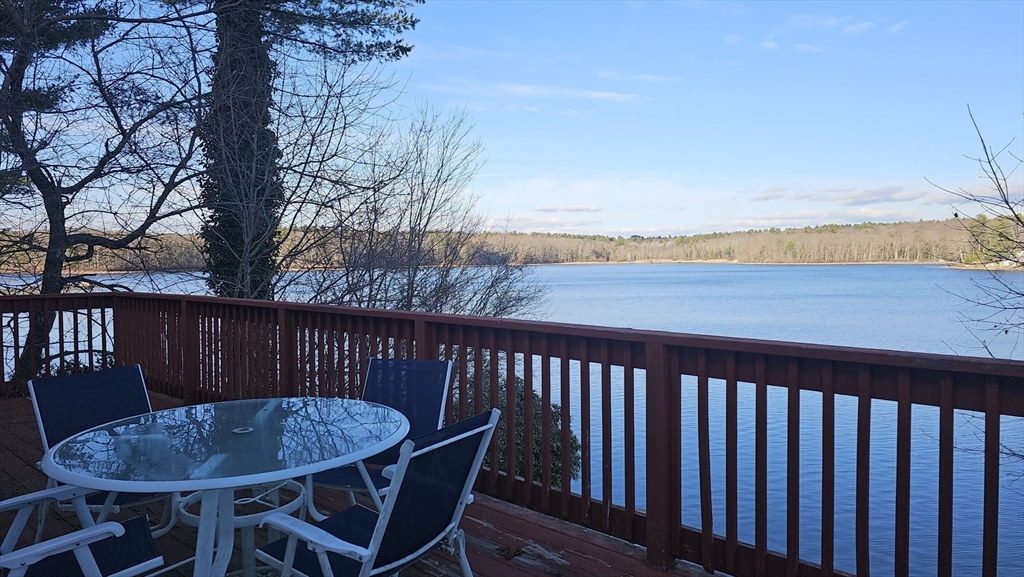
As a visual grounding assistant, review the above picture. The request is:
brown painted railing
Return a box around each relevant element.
[2,292,1022,577]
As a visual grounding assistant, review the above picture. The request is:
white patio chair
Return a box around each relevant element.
[258,408,499,577]
[28,364,178,538]
[305,358,452,518]
[0,485,164,577]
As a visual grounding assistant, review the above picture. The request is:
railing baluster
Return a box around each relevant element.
[504,330,517,501]
[523,335,535,507]
[57,301,65,371]
[937,373,953,577]
[581,338,592,525]
[669,348,682,554]
[895,369,912,577]
[441,324,453,423]
[541,332,552,512]
[725,352,738,575]
[755,355,768,576]
[821,361,835,577]
[787,359,800,577]
[624,343,636,541]
[473,328,483,417]
[559,335,571,519]
[72,298,81,370]
[600,340,612,532]
[697,349,714,572]
[857,365,872,577]
[457,326,468,420]
[488,329,499,493]
[983,377,1000,576]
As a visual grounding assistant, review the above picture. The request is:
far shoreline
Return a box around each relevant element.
[529,259,964,267]
[8,260,1018,277]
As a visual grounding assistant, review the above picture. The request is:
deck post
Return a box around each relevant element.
[278,305,298,396]
[180,297,201,403]
[112,295,126,368]
[645,341,675,570]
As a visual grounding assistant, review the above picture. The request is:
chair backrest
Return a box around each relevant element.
[28,365,152,452]
[360,358,452,465]
[369,409,498,574]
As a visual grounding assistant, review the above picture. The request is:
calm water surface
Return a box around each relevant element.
[532,263,1022,358]
[524,264,1022,576]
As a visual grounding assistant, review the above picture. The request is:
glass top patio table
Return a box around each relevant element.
[41,397,410,494]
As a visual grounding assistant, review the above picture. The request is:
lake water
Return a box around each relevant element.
[531,262,1022,359]
[524,263,1023,576]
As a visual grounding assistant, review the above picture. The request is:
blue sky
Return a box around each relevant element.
[389,1,1024,236]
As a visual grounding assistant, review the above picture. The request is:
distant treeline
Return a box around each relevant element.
[482,220,974,265]
[1,220,977,274]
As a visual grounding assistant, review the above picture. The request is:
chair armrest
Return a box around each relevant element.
[381,464,396,480]
[0,522,124,570]
[0,486,95,514]
[259,513,372,562]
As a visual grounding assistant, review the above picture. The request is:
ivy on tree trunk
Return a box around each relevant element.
[200,0,284,300]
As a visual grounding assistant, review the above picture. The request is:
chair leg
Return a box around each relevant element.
[455,529,472,577]
[33,501,49,544]
[95,491,118,524]
[304,475,329,522]
[150,493,179,539]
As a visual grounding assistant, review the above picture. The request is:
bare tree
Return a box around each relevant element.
[1,0,209,377]
[929,107,1023,359]
[296,104,544,318]
[197,0,418,300]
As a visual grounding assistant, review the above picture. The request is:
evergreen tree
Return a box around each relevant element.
[198,0,419,299]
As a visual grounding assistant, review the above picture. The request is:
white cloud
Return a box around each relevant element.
[494,216,604,233]
[833,186,927,206]
[534,205,602,213]
[420,81,642,104]
[500,83,641,102]
[599,70,682,83]
[887,22,907,33]
[788,15,841,29]
[794,44,825,53]
[725,34,744,44]
[725,208,925,229]
[477,176,951,236]
[760,40,779,50]
[844,22,876,34]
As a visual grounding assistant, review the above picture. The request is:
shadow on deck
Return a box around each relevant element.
[1,394,712,577]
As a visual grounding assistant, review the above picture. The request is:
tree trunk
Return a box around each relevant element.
[201,0,283,300]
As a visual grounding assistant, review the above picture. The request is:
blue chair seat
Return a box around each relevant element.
[261,410,500,577]
[25,516,161,577]
[260,506,379,577]
[310,465,390,492]
[306,358,452,520]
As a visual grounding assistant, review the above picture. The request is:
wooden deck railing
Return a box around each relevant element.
[2,293,1022,577]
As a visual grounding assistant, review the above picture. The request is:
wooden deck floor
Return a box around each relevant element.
[1,394,712,577]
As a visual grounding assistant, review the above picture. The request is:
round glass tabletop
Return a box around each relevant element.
[42,397,409,492]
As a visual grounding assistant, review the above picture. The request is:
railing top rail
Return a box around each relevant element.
[3,291,1021,378]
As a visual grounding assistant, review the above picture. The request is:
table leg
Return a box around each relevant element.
[193,489,237,577]
[241,526,256,577]
[194,490,219,575]
[213,489,235,576]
